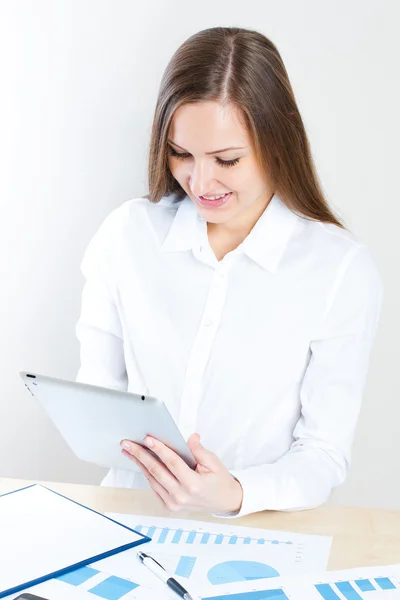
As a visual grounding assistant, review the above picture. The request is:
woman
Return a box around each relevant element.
[76,27,383,517]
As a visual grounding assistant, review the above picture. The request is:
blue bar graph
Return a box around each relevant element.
[158,527,169,543]
[229,536,238,544]
[146,526,156,539]
[57,566,99,586]
[88,576,139,600]
[172,528,183,543]
[335,581,363,599]
[375,577,396,590]
[355,579,375,592]
[315,583,342,599]
[316,577,398,599]
[175,555,197,577]
[187,530,196,543]
[132,522,293,545]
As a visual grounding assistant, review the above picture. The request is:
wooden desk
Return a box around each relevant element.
[1,478,399,570]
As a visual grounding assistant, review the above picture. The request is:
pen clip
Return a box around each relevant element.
[138,550,166,571]
[147,554,166,571]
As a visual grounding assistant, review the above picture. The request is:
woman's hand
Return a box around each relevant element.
[120,433,243,515]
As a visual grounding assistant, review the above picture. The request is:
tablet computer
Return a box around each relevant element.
[20,371,196,472]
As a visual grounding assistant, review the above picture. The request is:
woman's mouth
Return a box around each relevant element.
[196,192,232,208]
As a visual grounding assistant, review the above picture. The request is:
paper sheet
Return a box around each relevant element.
[104,512,332,576]
[13,512,331,599]
[3,508,334,599]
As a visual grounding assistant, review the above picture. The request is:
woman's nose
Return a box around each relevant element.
[189,161,218,197]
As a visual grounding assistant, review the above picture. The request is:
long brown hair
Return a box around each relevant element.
[144,26,344,228]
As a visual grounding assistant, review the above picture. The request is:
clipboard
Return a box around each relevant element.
[0,484,150,598]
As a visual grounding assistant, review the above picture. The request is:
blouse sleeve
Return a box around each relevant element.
[75,206,128,392]
[219,244,383,518]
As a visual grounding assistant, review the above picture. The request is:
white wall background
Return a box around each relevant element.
[0,0,399,508]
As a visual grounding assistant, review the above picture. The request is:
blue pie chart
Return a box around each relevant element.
[208,561,279,585]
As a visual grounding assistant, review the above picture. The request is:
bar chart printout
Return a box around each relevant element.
[106,513,332,576]
[314,574,399,599]
[24,514,329,600]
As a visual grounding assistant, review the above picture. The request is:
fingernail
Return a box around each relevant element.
[144,437,153,448]
[121,441,131,451]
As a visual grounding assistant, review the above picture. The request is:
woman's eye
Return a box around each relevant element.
[167,147,240,168]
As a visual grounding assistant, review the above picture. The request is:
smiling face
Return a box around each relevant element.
[167,101,274,229]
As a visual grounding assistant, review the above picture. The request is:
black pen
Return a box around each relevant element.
[137,550,196,600]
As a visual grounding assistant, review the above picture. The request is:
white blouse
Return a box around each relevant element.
[75,192,383,517]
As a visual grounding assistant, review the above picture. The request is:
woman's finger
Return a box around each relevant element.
[142,436,198,485]
[120,449,166,491]
[122,449,180,510]
[120,441,180,494]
